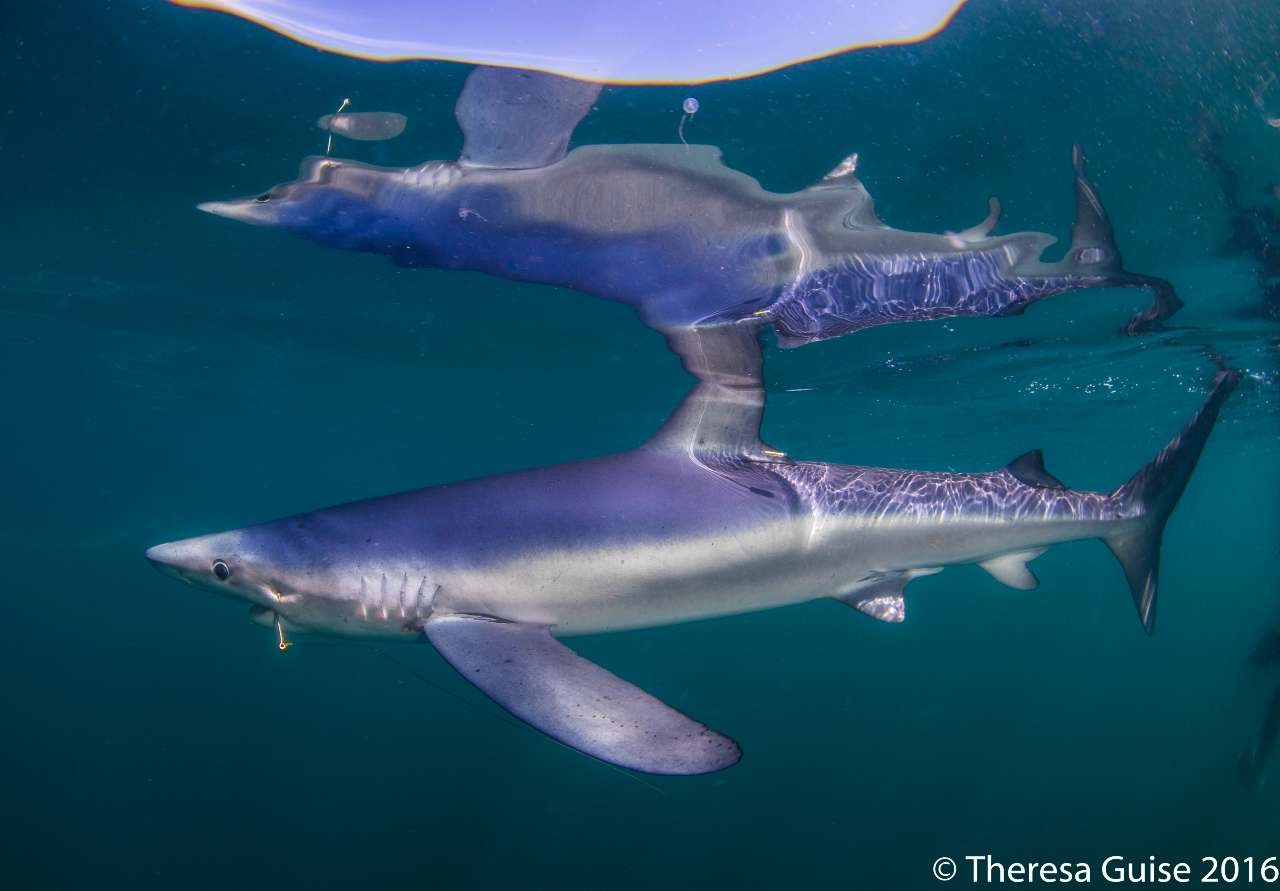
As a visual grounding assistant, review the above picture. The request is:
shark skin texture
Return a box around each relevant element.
[146,327,1236,775]
[198,68,1181,347]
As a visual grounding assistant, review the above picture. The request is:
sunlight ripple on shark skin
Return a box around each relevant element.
[146,327,1238,776]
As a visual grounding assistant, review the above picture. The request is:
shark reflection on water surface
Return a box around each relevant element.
[199,67,1181,347]
[147,328,1236,775]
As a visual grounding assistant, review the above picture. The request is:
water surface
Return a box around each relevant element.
[3,2,1279,887]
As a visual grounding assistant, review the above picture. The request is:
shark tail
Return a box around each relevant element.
[1059,146,1183,335]
[1104,366,1239,635]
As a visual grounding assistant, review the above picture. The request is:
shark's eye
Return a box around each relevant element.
[254,192,272,203]
[212,560,232,581]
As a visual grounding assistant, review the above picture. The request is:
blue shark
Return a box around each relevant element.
[197,68,1180,345]
[146,329,1236,775]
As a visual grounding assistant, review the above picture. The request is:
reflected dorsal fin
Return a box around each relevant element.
[645,326,783,462]
[1004,449,1066,489]
[456,67,601,170]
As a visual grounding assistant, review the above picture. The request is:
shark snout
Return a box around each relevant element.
[146,528,266,603]
[145,531,235,583]
[197,199,277,226]
[145,539,209,582]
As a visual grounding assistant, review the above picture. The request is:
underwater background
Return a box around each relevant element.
[3,1,1280,887]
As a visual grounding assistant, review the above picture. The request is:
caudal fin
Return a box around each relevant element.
[1065,146,1184,335]
[1105,367,1239,634]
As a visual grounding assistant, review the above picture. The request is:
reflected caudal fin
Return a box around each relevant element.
[455,67,601,170]
[1068,145,1119,268]
[767,147,1181,349]
[1105,367,1239,635]
[1062,146,1184,334]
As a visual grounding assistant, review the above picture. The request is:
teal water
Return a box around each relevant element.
[3,2,1279,887]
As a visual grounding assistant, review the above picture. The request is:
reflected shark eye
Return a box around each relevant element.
[212,560,232,581]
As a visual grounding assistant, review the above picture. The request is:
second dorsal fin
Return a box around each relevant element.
[1004,449,1066,490]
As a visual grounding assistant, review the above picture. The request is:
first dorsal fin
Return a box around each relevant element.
[1004,449,1066,490]
[646,326,785,462]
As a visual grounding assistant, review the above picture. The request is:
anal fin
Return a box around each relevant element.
[424,614,740,775]
[978,549,1046,590]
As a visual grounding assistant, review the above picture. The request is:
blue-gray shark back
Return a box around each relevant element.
[145,327,1236,774]
[198,68,1180,344]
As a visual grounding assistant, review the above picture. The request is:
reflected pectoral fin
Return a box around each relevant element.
[423,614,741,775]
[455,67,601,170]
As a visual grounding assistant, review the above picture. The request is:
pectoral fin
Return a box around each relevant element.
[978,549,1046,590]
[423,614,740,775]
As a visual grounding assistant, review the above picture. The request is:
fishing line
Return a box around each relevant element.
[325,97,350,156]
